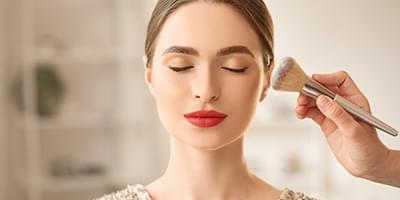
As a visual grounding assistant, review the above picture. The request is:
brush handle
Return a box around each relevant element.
[334,95,398,136]
[301,79,399,137]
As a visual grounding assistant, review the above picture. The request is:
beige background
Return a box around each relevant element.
[0,0,7,198]
[268,0,400,144]
[0,0,399,199]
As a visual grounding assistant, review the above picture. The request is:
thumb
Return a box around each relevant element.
[316,95,357,131]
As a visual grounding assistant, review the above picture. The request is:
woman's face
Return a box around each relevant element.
[146,2,270,151]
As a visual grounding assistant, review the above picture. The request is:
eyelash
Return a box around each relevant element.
[168,66,194,72]
[168,66,249,73]
[221,67,248,73]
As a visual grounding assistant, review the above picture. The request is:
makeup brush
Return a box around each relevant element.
[271,57,398,137]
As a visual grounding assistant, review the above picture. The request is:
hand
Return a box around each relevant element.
[295,71,400,187]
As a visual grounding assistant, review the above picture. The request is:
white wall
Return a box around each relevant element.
[266,0,400,199]
[0,0,8,198]
[267,0,400,145]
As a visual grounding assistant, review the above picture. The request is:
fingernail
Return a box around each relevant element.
[318,96,330,109]
[312,74,321,79]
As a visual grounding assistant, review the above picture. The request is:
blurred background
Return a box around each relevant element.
[0,0,399,199]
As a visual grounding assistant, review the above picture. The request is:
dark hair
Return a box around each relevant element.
[144,0,274,71]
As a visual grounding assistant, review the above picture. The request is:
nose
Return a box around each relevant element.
[193,70,220,103]
[195,94,219,102]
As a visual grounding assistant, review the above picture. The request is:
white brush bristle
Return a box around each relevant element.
[271,57,309,92]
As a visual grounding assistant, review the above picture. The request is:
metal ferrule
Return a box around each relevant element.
[301,78,336,99]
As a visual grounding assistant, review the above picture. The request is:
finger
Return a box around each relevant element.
[295,98,318,118]
[297,93,315,107]
[313,71,371,112]
[295,105,308,119]
[304,107,325,125]
[296,94,317,119]
[316,95,360,133]
[312,71,361,97]
[296,105,339,135]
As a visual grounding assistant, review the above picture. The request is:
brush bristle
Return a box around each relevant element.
[271,57,309,92]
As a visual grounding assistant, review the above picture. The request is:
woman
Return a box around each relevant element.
[96,0,316,199]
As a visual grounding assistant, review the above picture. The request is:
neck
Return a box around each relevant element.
[157,136,257,200]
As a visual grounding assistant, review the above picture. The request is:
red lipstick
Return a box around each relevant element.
[184,110,227,128]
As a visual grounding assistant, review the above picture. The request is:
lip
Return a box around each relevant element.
[184,110,227,128]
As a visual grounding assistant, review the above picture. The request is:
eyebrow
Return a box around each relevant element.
[161,45,255,58]
[162,46,199,56]
[216,45,255,58]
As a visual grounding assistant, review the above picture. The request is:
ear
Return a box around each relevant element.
[259,75,269,102]
[143,56,155,96]
[259,64,273,102]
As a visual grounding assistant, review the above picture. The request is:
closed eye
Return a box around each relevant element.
[168,66,194,72]
[221,67,249,73]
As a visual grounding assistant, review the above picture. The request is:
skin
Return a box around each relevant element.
[143,2,280,200]
[296,72,400,187]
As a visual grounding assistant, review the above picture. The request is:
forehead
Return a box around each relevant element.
[155,2,262,56]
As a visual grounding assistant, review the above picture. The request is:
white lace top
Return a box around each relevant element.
[95,184,317,200]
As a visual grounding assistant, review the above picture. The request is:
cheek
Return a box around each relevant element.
[151,69,189,129]
[223,75,262,106]
[152,68,188,99]
[221,74,262,128]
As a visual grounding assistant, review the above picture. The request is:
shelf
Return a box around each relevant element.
[38,118,122,132]
[14,115,121,132]
[35,116,151,132]
[11,0,151,200]
[39,175,111,191]
[17,172,112,191]
[250,120,314,132]
[16,114,152,134]
[26,48,143,70]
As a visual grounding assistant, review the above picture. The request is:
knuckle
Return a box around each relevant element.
[365,98,370,106]
[362,95,371,107]
[348,163,374,178]
[349,124,361,134]
[338,70,348,77]
[345,124,362,139]
[327,103,345,119]
[348,168,365,178]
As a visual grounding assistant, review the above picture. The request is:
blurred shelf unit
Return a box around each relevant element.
[39,176,110,192]
[245,118,329,197]
[17,173,111,192]
[250,121,314,132]
[11,0,148,200]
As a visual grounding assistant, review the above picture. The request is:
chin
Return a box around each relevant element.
[173,131,244,152]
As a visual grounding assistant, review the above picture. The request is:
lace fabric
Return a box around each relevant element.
[95,184,317,200]
[96,185,151,200]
